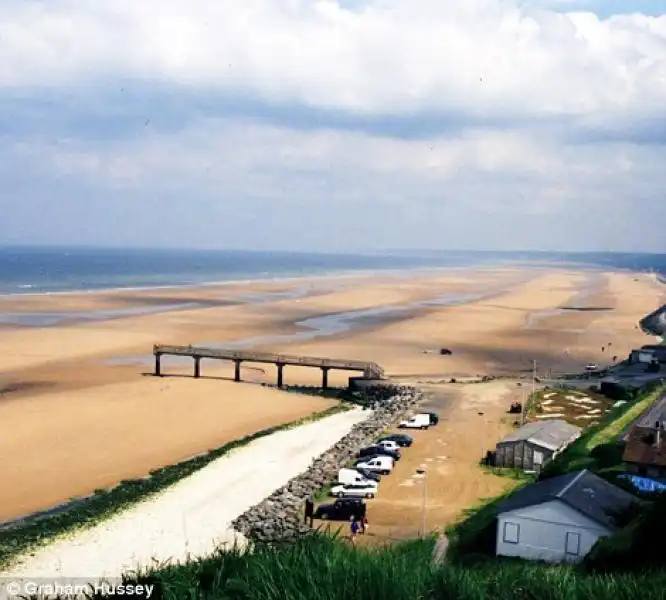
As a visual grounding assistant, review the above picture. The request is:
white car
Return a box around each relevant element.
[355,455,394,475]
[330,481,378,499]
[398,413,430,429]
[377,440,400,452]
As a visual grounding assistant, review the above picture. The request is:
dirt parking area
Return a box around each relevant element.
[314,380,525,544]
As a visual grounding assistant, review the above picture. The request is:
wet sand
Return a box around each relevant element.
[0,266,663,522]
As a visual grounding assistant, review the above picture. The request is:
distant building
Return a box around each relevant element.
[629,349,657,364]
[495,469,639,563]
[629,345,666,365]
[494,419,581,472]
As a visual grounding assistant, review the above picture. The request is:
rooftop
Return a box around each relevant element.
[498,419,581,452]
[496,469,640,529]
[623,425,666,467]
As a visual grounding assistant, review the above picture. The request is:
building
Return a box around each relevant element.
[493,419,582,472]
[629,349,658,364]
[628,344,666,365]
[623,423,666,479]
[495,469,639,563]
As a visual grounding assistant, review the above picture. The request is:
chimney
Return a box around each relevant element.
[656,421,662,448]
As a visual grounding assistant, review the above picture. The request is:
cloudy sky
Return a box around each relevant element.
[1,0,665,253]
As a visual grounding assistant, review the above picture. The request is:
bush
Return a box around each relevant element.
[589,442,626,469]
[584,492,666,573]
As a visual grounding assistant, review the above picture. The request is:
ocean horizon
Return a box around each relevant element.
[1,246,665,296]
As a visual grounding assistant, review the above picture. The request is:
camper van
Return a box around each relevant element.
[398,413,431,429]
[338,468,376,486]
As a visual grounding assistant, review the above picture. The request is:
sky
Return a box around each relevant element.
[0,0,665,253]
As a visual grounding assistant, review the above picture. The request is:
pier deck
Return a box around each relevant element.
[152,344,385,388]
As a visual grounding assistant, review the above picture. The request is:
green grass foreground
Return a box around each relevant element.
[114,535,666,600]
[0,403,351,569]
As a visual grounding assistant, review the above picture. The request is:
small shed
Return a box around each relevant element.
[494,419,581,472]
[496,469,639,563]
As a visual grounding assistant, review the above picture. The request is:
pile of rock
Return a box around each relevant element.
[232,385,423,544]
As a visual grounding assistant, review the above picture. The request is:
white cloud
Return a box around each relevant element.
[0,0,665,123]
[0,0,665,252]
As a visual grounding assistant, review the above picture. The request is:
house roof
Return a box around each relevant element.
[496,469,640,529]
[498,419,581,452]
[623,426,666,467]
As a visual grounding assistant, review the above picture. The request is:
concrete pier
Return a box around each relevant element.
[152,344,385,388]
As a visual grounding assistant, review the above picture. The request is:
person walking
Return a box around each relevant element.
[361,515,369,535]
[304,499,314,526]
[350,516,360,544]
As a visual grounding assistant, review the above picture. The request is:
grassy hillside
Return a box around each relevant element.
[114,535,666,600]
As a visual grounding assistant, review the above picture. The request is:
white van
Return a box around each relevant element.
[338,468,375,486]
[355,455,394,475]
[398,413,431,429]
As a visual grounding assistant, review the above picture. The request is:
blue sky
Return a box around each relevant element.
[0,0,665,253]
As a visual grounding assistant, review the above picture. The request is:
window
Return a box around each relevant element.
[503,521,520,544]
[533,451,543,465]
[565,532,581,556]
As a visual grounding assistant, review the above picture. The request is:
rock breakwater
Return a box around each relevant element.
[232,385,424,543]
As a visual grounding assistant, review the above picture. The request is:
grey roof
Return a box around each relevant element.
[498,419,581,452]
[496,469,640,529]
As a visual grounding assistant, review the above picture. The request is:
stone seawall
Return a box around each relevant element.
[232,386,424,543]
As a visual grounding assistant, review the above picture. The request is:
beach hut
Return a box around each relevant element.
[493,420,581,472]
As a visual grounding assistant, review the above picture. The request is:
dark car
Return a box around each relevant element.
[355,467,381,482]
[313,498,366,521]
[378,434,413,447]
[358,445,401,461]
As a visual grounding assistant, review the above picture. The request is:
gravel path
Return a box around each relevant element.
[1,408,367,582]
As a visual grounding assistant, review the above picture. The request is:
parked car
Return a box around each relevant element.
[355,467,381,482]
[338,467,376,486]
[355,455,394,475]
[378,433,413,447]
[330,481,378,499]
[313,498,366,521]
[377,439,400,452]
[585,363,599,371]
[398,414,431,429]
[358,445,401,461]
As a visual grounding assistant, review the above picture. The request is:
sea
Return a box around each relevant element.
[0,246,665,296]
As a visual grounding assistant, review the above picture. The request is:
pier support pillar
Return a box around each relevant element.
[194,357,201,378]
[321,367,330,389]
[234,360,242,382]
[155,354,162,377]
[277,363,284,388]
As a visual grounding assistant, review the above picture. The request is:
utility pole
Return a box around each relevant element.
[417,467,428,537]
[531,359,537,412]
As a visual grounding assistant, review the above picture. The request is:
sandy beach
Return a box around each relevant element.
[0,266,664,523]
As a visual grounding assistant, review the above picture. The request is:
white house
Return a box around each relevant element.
[495,469,639,563]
